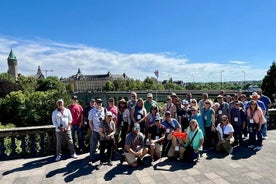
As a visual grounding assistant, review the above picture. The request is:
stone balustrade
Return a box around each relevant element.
[0,125,56,160]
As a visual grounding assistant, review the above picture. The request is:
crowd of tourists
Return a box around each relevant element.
[51,89,271,168]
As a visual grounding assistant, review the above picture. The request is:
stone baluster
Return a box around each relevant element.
[29,134,37,155]
[10,136,17,156]
[20,135,27,156]
[39,133,45,155]
[0,137,7,158]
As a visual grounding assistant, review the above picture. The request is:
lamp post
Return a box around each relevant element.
[220,70,224,89]
[242,70,246,85]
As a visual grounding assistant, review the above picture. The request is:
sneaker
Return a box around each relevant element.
[55,155,61,161]
[248,145,255,149]
[97,162,103,170]
[263,136,267,140]
[253,146,262,151]
[228,147,233,154]
[107,160,113,166]
[137,158,145,166]
[120,155,125,164]
[71,153,78,159]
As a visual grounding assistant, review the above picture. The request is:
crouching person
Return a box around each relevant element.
[147,116,166,165]
[184,119,204,162]
[167,129,186,160]
[216,115,234,154]
[123,123,148,167]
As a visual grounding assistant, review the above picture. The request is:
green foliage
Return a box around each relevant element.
[0,75,71,127]
[261,61,276,104]
[17,75,37,93]
[103,80,114,91]
[0,123,16,129]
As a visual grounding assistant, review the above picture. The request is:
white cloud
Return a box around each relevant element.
[0,36,266,82]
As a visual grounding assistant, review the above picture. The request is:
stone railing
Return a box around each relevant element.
[0,125,56,160]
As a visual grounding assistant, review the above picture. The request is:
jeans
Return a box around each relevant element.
[233,125,243,144]
[90,131,100,159]
[99,139,114,162]
[261,121,267,137]
[249,123,262,147]
[71,125,84,150]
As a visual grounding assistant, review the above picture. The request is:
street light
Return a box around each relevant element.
[220,70,224,89]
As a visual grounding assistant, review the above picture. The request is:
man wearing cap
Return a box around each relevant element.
[88,98,106,162]
[147,115,166,165]
[52,99,78,161]
[123,123,148,167]
[68,95,84,153]
[161,111,181,156]
[144,93,158,113]
[98,111,116,168]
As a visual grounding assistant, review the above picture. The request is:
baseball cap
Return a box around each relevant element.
[71,95,78,100]
[57,99,64,103]
[147,93,153,98]
[96,98,102,103]
[106,111,113,116]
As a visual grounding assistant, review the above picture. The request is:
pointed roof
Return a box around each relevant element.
[8,49,17,60]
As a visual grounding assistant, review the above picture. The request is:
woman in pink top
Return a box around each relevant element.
[246,100,265,151]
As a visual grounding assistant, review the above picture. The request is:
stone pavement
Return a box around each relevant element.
[1,129,276,184]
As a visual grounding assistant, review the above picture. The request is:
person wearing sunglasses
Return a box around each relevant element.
[216,115,234,154]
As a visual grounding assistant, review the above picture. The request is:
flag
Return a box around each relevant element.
[154,70,159,78]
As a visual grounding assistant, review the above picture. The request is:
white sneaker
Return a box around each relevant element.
[55,155,61,161]
[248,145,255,149]
[253,146,261,151]
[228,147,233,154]
[71,153,78,159]
[263,136,267,140]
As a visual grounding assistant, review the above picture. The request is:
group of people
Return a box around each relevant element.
[51,89,272,168]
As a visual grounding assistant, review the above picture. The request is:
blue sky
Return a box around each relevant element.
[0,0,275,82]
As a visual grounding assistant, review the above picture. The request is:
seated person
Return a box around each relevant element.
[147,116,166,165]
[184,119,204,162]
[123,123,148,167]
[166,130,186,160]
[216,115,234,154]
[161,111,182,157]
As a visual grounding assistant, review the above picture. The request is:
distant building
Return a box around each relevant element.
[36,66,45,79]
[63,68,128,93]
[7,49,18,80]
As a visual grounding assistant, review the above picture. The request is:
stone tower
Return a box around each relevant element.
[7,49,18,80]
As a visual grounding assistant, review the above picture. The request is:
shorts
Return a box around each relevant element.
[151,142,162,153]
[124,147,143,164]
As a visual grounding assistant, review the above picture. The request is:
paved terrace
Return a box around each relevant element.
[1,129,276,184]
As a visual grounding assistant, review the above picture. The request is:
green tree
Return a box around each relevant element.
[0,91,26,126]
[103,80,114,91]
[261,61,276,104]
